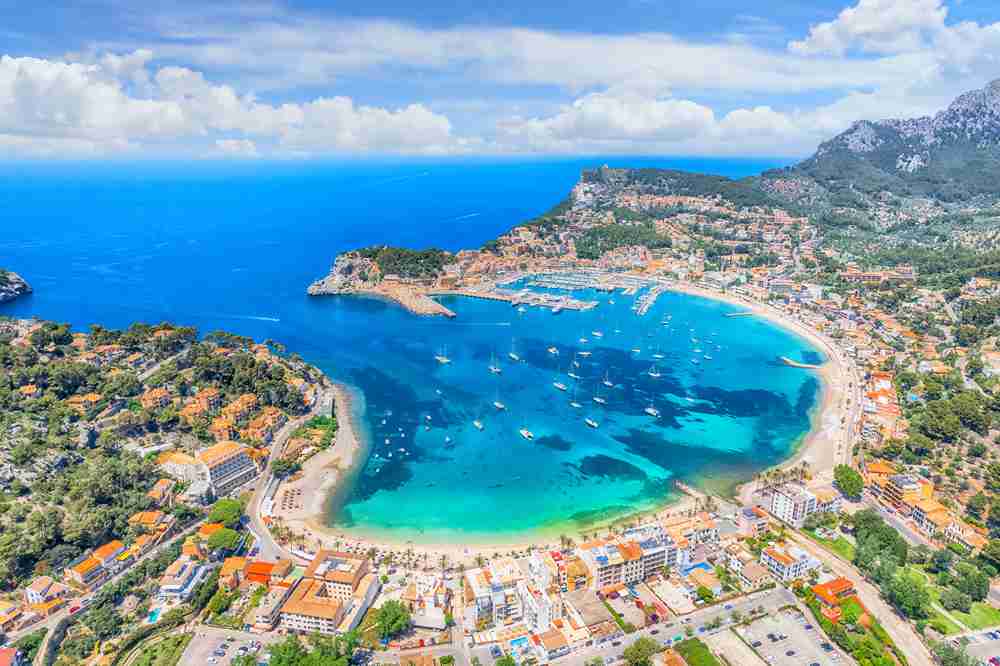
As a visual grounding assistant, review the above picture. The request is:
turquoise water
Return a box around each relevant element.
[0,157,815,543]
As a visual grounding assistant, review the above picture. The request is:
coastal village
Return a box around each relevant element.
[3,167,1000,666]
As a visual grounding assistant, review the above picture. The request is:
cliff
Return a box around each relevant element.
[0,270,31,304]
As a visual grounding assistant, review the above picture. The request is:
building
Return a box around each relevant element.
[812,578,857,623]
[0,648,23,666]
[463,557,524,628]
[518,579,561,633]
[813,487,843,515]
[23,576,69,607]
[759,484,818,528]
[279,551,380,636]
[197,440,258,497]
[147,478,176,507]
[64,556,106,590]
[910,498,956,537]
[883,474,933,514]
[737,506,770,538]
[248,584,295,632]
[158,555,209,601]
[760,543,821,582]
[739,562,772,590]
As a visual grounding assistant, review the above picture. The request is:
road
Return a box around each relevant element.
[790,533,934,665]
[863,497,936,548]
[246,383,334,563]
[20,520,204,664]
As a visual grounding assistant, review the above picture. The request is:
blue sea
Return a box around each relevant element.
[0,156,821,543]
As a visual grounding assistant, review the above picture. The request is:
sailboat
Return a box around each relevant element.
[434,345,452,364]
[569,383,582,409]
[591,330,603,338]
[493,388,506,411]
[473,419,484,431]
[644,404,660,418]
[553,380,568,391]
[578,351,592,358]
[647,364,662,379]
[585,417,600,429]
[592,385,607,405]
[508,339,521,362]
[547,346,559,355]
[519,427,534,441]
[602,371,614,388]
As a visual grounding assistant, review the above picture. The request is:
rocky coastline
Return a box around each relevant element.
[0,270,32,304]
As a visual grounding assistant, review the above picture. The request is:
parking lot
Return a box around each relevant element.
[179,628,275,665]
[735,608,842,666]
[705,629,766,665]
[962,629,1000,663]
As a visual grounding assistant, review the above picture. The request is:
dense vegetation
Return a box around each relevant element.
[575,221,671,260]
[355,246,452,280]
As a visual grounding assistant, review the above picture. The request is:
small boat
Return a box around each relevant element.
[647,367,662,379]
[508,352,521,362]
[517,306,527,313]
[609,299,616,304]
[691,358,700,365]
[489,352,502,374]
[473,420,484,431]
[644,406,660,418]
[435,388,443,395]
[693,348,702,353]
[579,351,592,357]
[579,337,589,344]
[592,331,603,338]
[547,346,559,355]
[553,381,568,391]
[704,355,712,360]
[434,352,451,365]
[652,353,664,360]
[585,418,600,429]
[494,400,506,411]
[570,401,582,409]
[425,414,432,421]
[631,347,641,354]
[519,428,534,441]
[592,396,607,405]
[445,436,452,443]
[602,371,614,388]
[568,372,581,380]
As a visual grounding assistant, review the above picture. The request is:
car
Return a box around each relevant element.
[724,604,733,610]
[804,624,813,630]
[751,641,762,648]
[811,662,820,666]
[821,642,834,652]
[785,650,796,657]
[208,659,217,664]
[650,630,659,635]
[490,646,502,658]
[612,641,621,647]
[213,650,225,657]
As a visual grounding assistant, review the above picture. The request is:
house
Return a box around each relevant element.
[219,557,248,591]
[158,556,208,601]
[813,487,843,515]
[0,647,23,666]
[147,478,176,507]
[737,505,770,538]
[64,557,106,590]
[760,543,821,582]
[538,628,571,661]
[65,392,101,415]
[23,576,69,607]
[139,387,172,410]
[739,562,772,590]
[686,568,722,597]
[910,499,956,537]
[812,578,857,623]
[128,510,175,540]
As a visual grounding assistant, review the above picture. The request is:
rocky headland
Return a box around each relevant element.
[0,270,32,304]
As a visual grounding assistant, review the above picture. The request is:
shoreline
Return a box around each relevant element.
[271,278,854,565]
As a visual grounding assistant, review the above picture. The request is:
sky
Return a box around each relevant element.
[2,0,1000,159]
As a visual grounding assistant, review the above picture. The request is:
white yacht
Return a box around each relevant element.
[644,406,660,418]
[585,418,599,429]
[473,420,484,431]
[553,381,568,391]
[519,428,534,441]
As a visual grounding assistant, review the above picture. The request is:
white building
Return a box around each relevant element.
[758,484,818,528]
[760,544,820,582]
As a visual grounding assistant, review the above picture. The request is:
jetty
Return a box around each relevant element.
[780,356,822,369]
[429,287,597,313]
[635,285,666,316]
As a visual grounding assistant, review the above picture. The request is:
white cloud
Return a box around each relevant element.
[0,52,460,157]
[789,0,948,56]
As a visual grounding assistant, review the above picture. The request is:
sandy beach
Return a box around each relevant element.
[269,279,856,568]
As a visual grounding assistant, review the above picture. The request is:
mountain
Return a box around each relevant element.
[764,80,1000,213]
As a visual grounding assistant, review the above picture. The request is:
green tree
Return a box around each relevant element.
[207,498,244,528]
[834,465,863,498]
[495,657,517,666]
[887,575,930,619]
[940,588,972,613]
[207,527,241,551]
[932,641,978,666]
[623,636,661,666]
[375,600,411,641]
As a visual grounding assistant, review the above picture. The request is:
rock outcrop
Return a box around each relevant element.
[0,270,31,304]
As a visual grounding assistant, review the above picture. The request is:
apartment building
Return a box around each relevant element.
[463,557,524,628]
[758,484,818,528]
[279,552,379,636]
[760,543,820,582]
[197,440,258,497]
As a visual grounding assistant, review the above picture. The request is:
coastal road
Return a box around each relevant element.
[246,382,335,563]
[790,533,935,665]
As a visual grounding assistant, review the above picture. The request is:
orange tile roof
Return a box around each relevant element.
[197,440,246,468]
[198,523,225,538]
[93,541,124,561]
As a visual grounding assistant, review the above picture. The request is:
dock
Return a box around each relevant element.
[429,288,598,313]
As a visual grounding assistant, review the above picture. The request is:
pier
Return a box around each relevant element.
[429,288,598,312]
